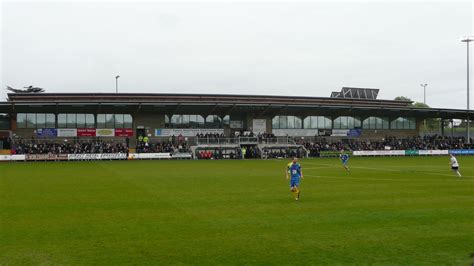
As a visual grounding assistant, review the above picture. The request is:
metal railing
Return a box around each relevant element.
[196,136,297,145]
[196,138,240,145]
[238,137,259,144]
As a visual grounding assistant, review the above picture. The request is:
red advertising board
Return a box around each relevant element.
[77,128,96,137]
[115,128,133,137]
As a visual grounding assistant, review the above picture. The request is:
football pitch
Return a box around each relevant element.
[1,157,474,264]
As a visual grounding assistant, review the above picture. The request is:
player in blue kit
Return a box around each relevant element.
[339,150,350,171]
[286,157,304,201]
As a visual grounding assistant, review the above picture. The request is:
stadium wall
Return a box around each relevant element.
[133,113,165,146]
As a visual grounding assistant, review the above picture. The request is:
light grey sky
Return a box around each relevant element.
[1,1,473,108]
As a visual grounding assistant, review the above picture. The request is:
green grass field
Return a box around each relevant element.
[1,157,474,265]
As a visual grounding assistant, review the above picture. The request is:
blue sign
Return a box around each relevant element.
[448,149,474,155]
[348,129,362,137]
[37,128,57,138]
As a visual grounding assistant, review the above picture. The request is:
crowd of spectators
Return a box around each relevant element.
[196,132,225,139]
[8,134,473,158]
[13,140,128,155]
[263,147,306,159]
[198,131,279,144]
[136,134,191,154]
[196,146,261,159]
[136,140,190,153]
[196,148,239,159]
[303,135,472,157]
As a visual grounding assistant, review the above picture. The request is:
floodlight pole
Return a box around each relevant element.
[420,83,428,132]
[461,37,473,144]
[115,75,120,93]
[420,84,427,105]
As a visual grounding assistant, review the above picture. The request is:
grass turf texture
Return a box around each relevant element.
[1,157,474,264]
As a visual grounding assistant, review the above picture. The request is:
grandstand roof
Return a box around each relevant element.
[1,92,473,119]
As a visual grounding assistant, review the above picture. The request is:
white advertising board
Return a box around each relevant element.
[155,128,224,137]
[252,119,266,134]
[230,121,243,129]
[353,150,405,156]
[272,129,319,137]
[68,153,127,160]
[128,153,191,159]
[137,153,172,159]
[57,128,77,137]
[331,129,349,137]
[96,128,115,137]
[173,153,192,159]
[418,150,449,155]
[0,155,26,161]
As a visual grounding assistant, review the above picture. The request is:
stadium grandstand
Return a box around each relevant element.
[0,87,472,161]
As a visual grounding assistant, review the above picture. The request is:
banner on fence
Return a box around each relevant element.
[405,150,419,156]
[36,128,58,138]
[173,153,193,159]
[68,153,127,160]
[348,129,362,137]
[331,129,349,137]
[0,155,25,161]
[317,129,332,136]
[128,153,172,159]
[115,128,133,137]
[353,150,405,156]
[448,149,474,155]
[77,128,96,137]
[418,150,449,155]
[272,129,319,137]
[26,154,68,161]
[319,151,353,157]
[96,129,115,137]
[155,128,224,137]
[57,128,77,137]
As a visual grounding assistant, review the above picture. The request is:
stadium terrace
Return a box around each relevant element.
[0,87,473,160]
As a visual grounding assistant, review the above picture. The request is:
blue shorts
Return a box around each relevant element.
[290,178,300,187]
[342,160,348,165]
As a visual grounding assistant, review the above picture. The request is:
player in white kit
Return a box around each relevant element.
[449,154,462,177]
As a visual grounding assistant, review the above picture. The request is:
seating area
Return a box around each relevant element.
[303,135,472,157]
[13,140,128,155]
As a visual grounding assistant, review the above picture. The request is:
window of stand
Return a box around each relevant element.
[17,113,133,129]
[97,114,133,128]
[362,116,389,129]
[272,116,303,129]
[165,115,229,128]
[333,116,361,129]
[17,113,55,129]
[301,116,332,129]
[58,114,97,128]
[390,117,416,130]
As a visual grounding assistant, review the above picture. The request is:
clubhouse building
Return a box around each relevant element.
[0,87,472,149]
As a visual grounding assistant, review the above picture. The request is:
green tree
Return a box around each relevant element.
[412,102,429,108]
[395,97,439,131]
[394,96,412,102]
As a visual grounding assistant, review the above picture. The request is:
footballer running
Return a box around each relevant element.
[449,154,462,177]
[286,157,304,201]
[339,150,350,171]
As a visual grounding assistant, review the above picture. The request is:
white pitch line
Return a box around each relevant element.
[304,173,414,182]
[304,173,474,182]
[302,162,474,180]
[302,166,333,170]
[351,166,474,179]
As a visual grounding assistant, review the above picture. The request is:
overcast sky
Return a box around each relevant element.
[1,1,473,108]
